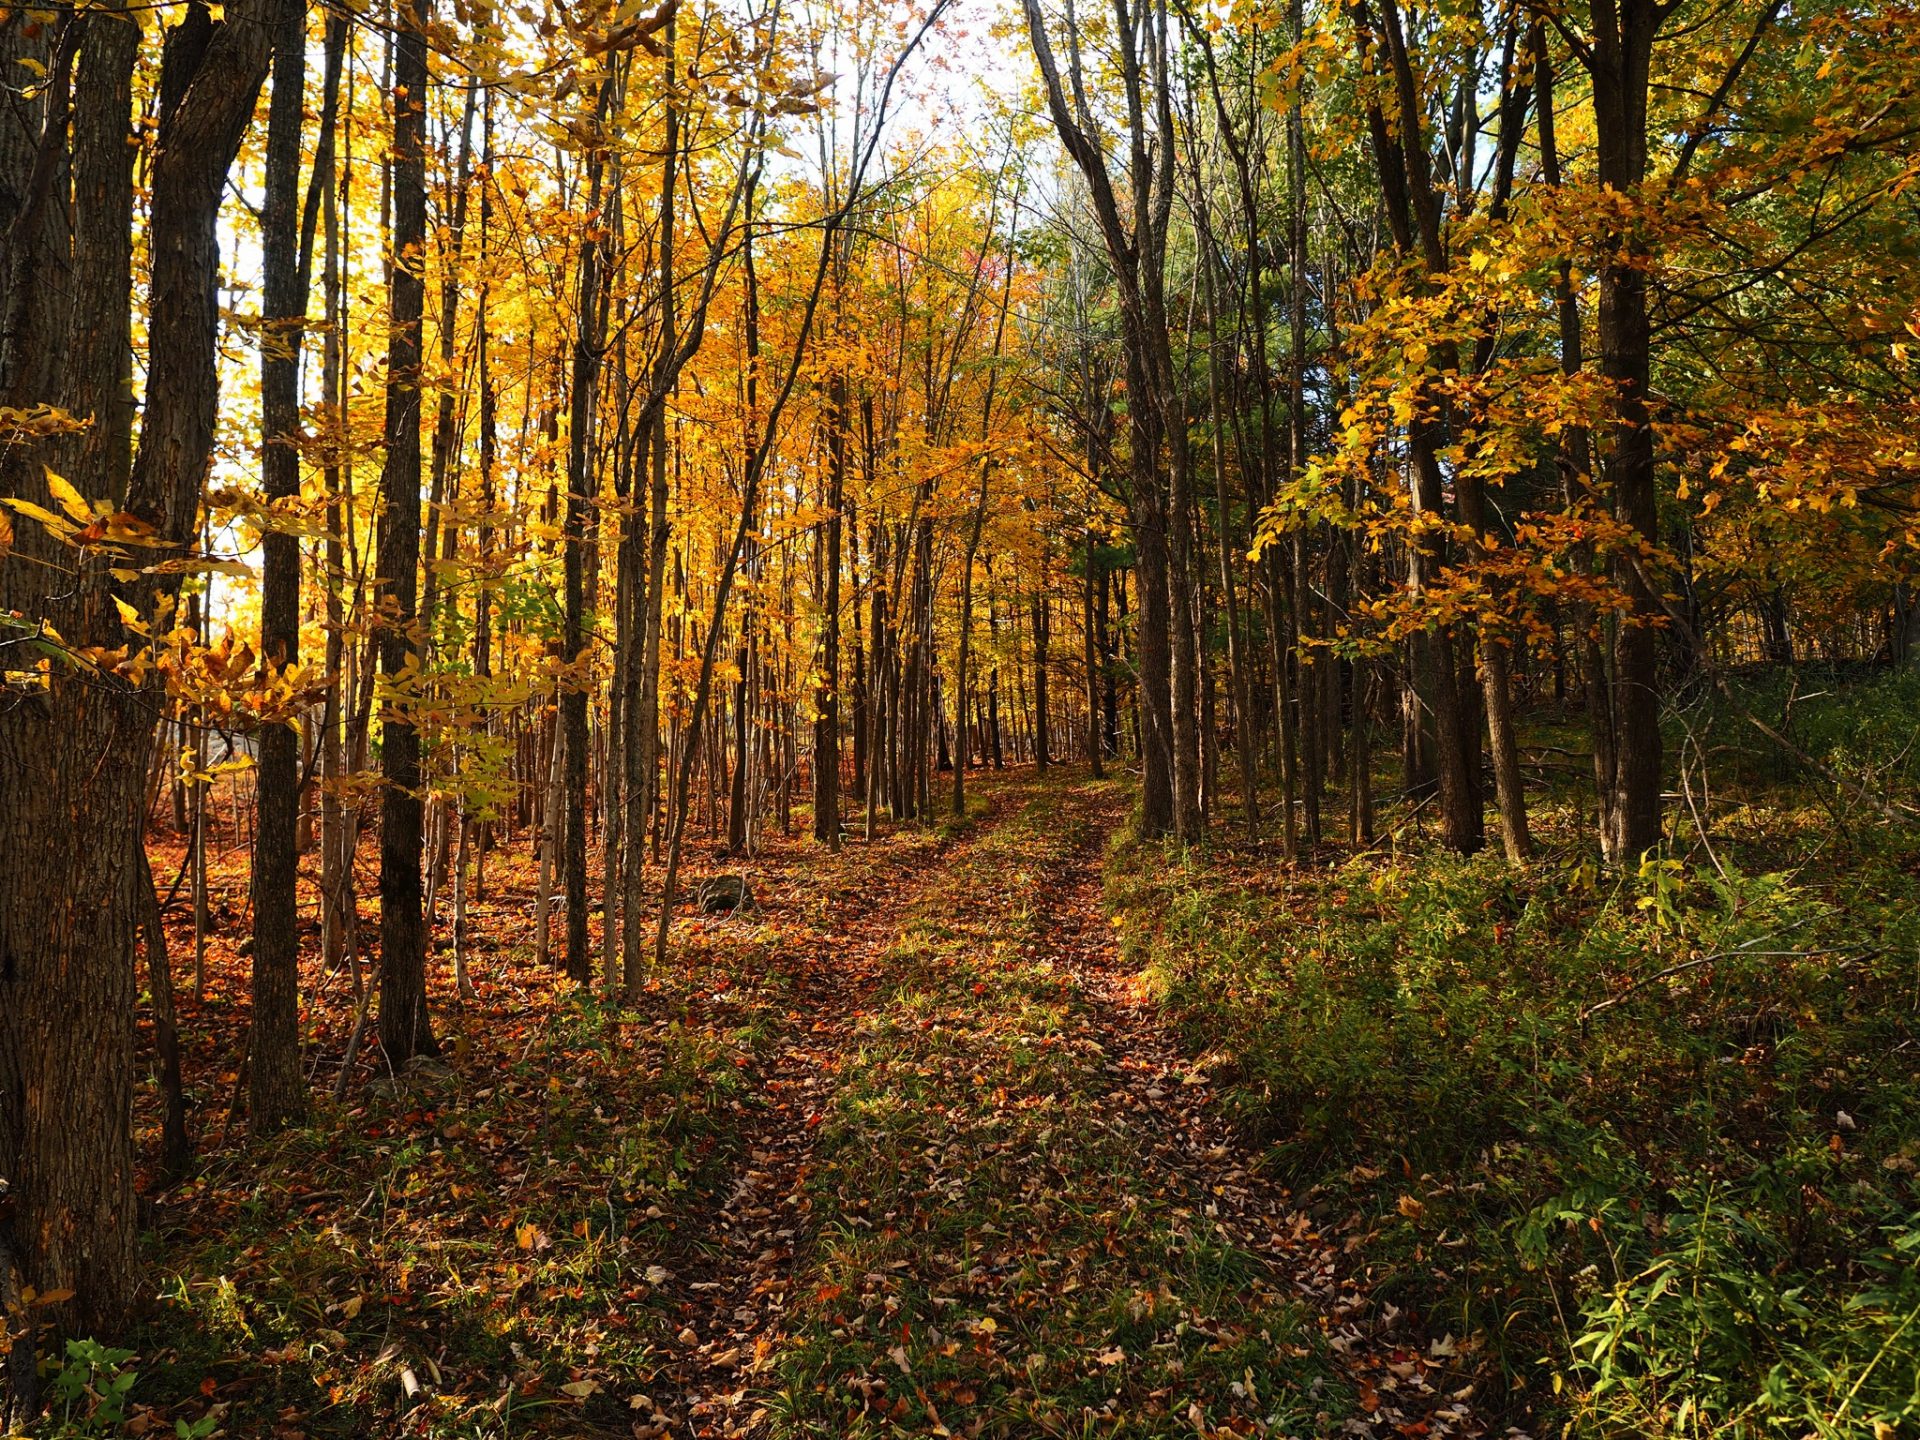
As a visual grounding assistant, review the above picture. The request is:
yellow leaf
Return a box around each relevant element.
[3,496,74,533]
[44,468,91,523]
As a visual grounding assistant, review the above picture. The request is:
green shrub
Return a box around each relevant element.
[1107,736,1920,1437]
[1560,1184,1920,1438]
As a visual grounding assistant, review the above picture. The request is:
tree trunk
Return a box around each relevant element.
[376,0,439,1065]
[1031,591,1051,770]
[561,79,613,985]
[1,0,274,1354]
[251,0,310,1134]
[815,370,845,844]
[1083,530,1106,780]
[141,851,191,1182]
[1588,0,1664,861]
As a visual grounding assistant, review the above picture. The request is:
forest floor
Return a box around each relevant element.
[107,766,1484,1440]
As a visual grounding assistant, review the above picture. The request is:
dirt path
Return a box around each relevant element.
[1029,782,1482,1440]
[657,784,1026,1437]
[127,768,1488,1440]
[650,767,1484,1439]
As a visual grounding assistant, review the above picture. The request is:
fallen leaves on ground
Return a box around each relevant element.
[121,770,1493,1438]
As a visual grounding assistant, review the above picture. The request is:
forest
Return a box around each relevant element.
[1,0,1917,1432]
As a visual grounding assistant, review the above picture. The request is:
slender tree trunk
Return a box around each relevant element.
[1285,0,1322,851]
[623,32,677,997]
[536,714,563,966]
[1032,591,1051,770]
[376,0,440,1065]
[1083,530,1105,779]
[252,0,310,1133]
[815,369,846,844]
[317,12,350,977]
[452,811,474,999]
[729,595,754,852]
[560,80,613,984]
[1588,0,1663,860]
[1481,637,1531,860]
[141,848,190,1181]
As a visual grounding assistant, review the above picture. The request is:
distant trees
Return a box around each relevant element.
[1021,0,1920,866]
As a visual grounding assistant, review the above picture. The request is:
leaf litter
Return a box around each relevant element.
[127,770,1499,1438]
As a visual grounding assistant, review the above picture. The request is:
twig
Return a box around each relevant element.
[1673,715,1729,887]
[1579,925,1856,1023]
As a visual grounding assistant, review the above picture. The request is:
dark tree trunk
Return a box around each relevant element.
[252,0,310,1135]
[1285,0,1319,850]
[728,598,753,854]
[1,0,274,1360]
[1588,0,1663,861]
[377,0,439,1065]
[1023,0,1180,835]
[1099,564,1118,758]
[0,11,140,1358]
[1535,28,1616,841]
[1130,387,1177,833]
[1083,528,1105,779]
[624,30,676,999]
[815,371,845,843]
[562,81,613,986]
[1031,591,1050,770]
[1350,0,1483,854]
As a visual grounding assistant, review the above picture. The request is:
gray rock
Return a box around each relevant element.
[697,875,752,914]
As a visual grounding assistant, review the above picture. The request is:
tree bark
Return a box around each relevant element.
[376,0,439,1065]
[816,369,846,843]
[562,79,614,986]
[1587,0,1663,861]
[252,0,311,1134]
[1,0,275,1351]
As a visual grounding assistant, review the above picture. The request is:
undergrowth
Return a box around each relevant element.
[1107,670,1920,1439]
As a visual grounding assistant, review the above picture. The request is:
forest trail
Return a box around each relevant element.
[127,765,1494,1440]
[656,769,1483,1440]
